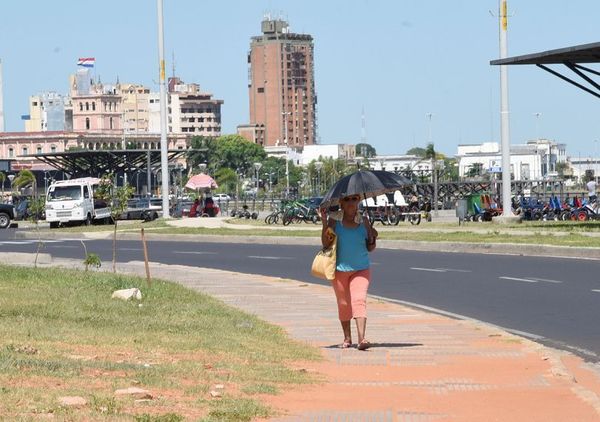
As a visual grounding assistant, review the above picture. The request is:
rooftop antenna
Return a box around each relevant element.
[172,50,176,78]
[360,106,367,144]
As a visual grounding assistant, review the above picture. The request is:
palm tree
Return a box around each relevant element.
[424,143,438,214]
[13,170,37,199]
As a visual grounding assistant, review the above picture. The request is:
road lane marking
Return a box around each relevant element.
[528,277,563,284]
[437,267,472,273]
[248,256,294,260]
[410,267,447,272]
[173,251,218,255]
[592,290,600,293]
[0,240,62,245]
[499,276,538,283]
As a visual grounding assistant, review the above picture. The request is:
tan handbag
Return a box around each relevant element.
[311,228,337,280]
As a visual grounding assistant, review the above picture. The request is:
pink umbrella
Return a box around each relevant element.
[185,173,218,190]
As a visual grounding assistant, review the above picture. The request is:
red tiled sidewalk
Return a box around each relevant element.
[126,262,600,422]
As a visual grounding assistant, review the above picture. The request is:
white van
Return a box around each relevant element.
[45,177,112,228]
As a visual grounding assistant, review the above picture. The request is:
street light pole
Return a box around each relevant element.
[7,175,14,203]
[253,162,262,194]
[282,111,291,194]
[314,161,323,196]
[426,113,439,217]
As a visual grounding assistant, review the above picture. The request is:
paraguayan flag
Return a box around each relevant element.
[77,57,95,68]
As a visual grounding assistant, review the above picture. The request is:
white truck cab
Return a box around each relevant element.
[45,177,111,228]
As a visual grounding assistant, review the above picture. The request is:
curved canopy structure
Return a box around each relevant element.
[491,41,600,98]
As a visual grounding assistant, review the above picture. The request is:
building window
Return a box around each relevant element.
[36,146,42,154]
[85,118,90,130]
[85,102,89,111]
[8,148,14,158]
[257,87,264,93]
[110,117,114,129]
[51,145,56,153]
[79,103,83,111]
[22,147,28,155]
[92,102,96,111]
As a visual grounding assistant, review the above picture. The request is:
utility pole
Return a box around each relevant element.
[499,0,512,218]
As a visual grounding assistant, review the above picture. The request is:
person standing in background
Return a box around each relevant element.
[587,179,597,204]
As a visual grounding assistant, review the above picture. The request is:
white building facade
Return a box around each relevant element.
[368,154,433,173]
[299,144,355,165]
[456,140,566,180]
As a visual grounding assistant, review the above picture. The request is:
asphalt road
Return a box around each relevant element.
[1,228,599,361]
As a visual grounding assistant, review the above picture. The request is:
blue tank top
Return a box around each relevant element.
[335,220,370,272]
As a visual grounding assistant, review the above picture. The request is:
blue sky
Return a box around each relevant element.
[1,0,599,157]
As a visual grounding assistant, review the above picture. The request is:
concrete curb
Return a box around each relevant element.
[1,252,53,265]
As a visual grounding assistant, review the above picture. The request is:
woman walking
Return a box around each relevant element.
[320,195,378,350]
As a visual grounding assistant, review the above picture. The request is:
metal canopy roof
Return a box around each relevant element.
[490,42,600,99]
[29,149,186,177]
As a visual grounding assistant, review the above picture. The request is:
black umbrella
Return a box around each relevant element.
[320,170,412,208]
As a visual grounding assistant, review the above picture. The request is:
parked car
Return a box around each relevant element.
[0,203,16,229]
[122,198,162,221]
[213,194,232,203]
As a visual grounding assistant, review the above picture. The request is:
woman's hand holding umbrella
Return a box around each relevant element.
[363,213,378,249]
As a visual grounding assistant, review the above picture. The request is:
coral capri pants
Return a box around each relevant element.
[331,269,371,321]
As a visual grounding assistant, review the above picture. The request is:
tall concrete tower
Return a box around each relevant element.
[248,17,317,149]
[0,59,5,132]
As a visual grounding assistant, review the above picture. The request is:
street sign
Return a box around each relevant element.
[488,166,502,173]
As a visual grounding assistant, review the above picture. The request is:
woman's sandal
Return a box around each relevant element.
[357,340,371,351]
[341,340,353,349]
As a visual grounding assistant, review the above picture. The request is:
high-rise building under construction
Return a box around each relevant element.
[247,17,316,148]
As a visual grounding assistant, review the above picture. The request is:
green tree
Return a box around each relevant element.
[556,161,570,178]
[465,163,484,178]
[305,157,351,195]
[406,147,427,157]
[213,135,266,175]
[187,136,216,173]
[13,169,37,198]
[187,135,267,178]
[355,143,377,158]
[442,157,459,181]
[213,167,238,194]
[95,174,135,272]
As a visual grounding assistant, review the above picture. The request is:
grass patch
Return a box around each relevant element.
[241,383,279,395]
[0,265,320,420]
[376,230,600,247]
[204,396,271,422]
